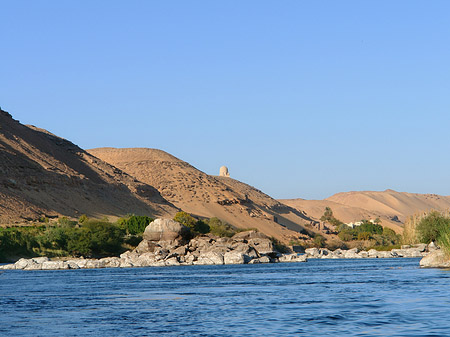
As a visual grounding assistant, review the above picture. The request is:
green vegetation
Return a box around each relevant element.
[117,215,153,235]
[0,226,43,261]
[270,237,290,253]
[0,215,156,262]
[207,217,237,237]
[320,207,344,228]
[415,211,450,244]
[0,211,254,262]
[313,234,326,248]
[318,207,401,249]
[173,211,210,234]
[336,219,401,249]
[402,209,450,255]
[172,212,243,237]
[369,244,402,251]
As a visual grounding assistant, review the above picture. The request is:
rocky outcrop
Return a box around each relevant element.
[4,219,436,271]
[142,218,190,242]
[0,219,307,270]
[420,248,450,268]
[305,244,430,259]
[278,254,308,263]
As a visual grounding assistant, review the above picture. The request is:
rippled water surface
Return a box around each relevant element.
[1,258,450,336]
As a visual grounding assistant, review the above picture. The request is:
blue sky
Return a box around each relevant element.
[1,1,449,199]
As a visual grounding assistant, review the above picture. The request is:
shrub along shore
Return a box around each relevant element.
[0,213,267,263]
[1,217,437,271]
[2,209,449,269]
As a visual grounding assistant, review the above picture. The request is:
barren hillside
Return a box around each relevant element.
[88,147,315,241]
[281,190,450,233]
[0,109,177,223]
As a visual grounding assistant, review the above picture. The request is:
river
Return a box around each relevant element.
[1,258,450,336]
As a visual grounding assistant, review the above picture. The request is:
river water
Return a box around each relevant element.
[1,258,450,336]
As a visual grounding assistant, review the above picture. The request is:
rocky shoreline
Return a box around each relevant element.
[0,219,307,270]
[304,243,432,259]
[0,219,439,271]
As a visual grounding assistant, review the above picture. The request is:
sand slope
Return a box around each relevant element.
[0,110,177,223]
[281,190,450,232]
[88,147,314,240]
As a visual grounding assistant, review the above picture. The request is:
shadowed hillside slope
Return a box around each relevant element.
[88,147,315,241]
[281,190,450,232]
[0,109,177,223]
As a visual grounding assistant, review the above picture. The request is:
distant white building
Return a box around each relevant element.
[344,219,375,228]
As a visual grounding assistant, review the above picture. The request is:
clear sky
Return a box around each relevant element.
[1,1,449,200]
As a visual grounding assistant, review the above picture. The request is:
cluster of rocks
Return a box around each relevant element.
[2,218,444,271]
[0,219,307,271]
[419,243,450,268]
[305,243,433,259]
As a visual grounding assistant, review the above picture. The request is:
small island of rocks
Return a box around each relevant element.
[1,218,440,271]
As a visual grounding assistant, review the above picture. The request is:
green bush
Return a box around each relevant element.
[336,219,388,243]
[57,216,77,227]
[320,207,343,228]
[118,215,153,235]
[0,227,43,260]
[193,220,210,234]
[207,217,236,237]
[271,237,290,253]
[173,211,212,235]
[0,219,130,261]
[358,220,383,235]
[313,234,326,247]
[338,229,355,241]
[369,244,402,251]
[416,211,450,244]
[357,232,371,241]
[371,227,401,246]
[78,214,88,224]
[173,211,197,230]
[66,220,124,257]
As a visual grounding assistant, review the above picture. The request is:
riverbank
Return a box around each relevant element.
[0,218,438,271]
[0,244,435,271]
[304,244,431,259]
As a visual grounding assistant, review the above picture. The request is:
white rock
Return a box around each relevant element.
[41,261,67,270]
[224,251,245,264]
[420,249,450,268]
[195,251,224,265]
[15,258,30,270]
[32,257,49,264]
[305,248,320,257]
[278,254,307,263]
[0,263,16,270]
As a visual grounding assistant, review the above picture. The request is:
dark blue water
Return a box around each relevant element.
[1,258,450,336]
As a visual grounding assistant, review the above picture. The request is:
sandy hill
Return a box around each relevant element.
[0,109,177,223]
[281,190,450,232]
[88,147,315,241]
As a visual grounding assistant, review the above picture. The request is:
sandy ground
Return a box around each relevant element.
[280,190,450,233]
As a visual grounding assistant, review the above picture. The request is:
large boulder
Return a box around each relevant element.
[194,251,224,265]
[231,231,276,255]
[413,243,427,252]
[143,218,191,242]
[305,247,319,257]
[248,238,274,255]
[420,249,450,268]
[344,248,360,259]
[134,240,158,254]
[41,261,68,270]
[249,256,272,264]
[224,251,246,264]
